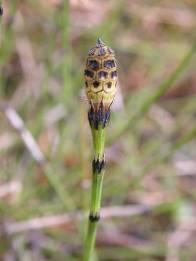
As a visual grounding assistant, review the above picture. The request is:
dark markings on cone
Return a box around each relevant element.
[84,69,94,78]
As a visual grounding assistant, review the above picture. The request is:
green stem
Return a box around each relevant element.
[92,127,105,160]
[84,126,105,261]
[90,162,105,217]
[84,221,98,261]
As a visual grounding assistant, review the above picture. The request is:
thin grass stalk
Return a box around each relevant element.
[83,39,118,260]
[109,44,196,144]
[130,125,196,189]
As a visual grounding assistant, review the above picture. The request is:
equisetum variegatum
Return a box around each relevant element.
[84,38,118,261]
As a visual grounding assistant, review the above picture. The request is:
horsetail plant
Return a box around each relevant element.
[83,38,118,261]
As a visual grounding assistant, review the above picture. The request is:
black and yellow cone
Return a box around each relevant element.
[84,38,118,129]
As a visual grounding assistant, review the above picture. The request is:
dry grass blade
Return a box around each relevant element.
[4,204,150,235]
[1,103,45,164]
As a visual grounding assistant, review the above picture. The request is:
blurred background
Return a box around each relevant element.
[0,0,196,260]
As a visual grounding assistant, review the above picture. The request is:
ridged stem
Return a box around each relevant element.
[84,125,105,261]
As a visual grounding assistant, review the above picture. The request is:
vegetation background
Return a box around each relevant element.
[0,0,196,260]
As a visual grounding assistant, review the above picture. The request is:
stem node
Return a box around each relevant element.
[89,213,100,222]
[92,158,105,173]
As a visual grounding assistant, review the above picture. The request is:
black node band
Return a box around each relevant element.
[88,105,110,130]
[0,6,3,16]
[92,158,105,173]
[89,213,100,222]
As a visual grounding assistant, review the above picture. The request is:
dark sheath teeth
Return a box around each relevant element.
[88,104,111,129]
[92,158,105,173]
[89,213,100,222]
[0,6,3,16]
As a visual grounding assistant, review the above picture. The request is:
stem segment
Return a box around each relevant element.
[84,125,105,261]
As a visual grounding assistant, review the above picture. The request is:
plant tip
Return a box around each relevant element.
[96,38,105,47]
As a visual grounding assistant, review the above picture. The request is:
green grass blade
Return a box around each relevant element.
[110,44,196,143]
